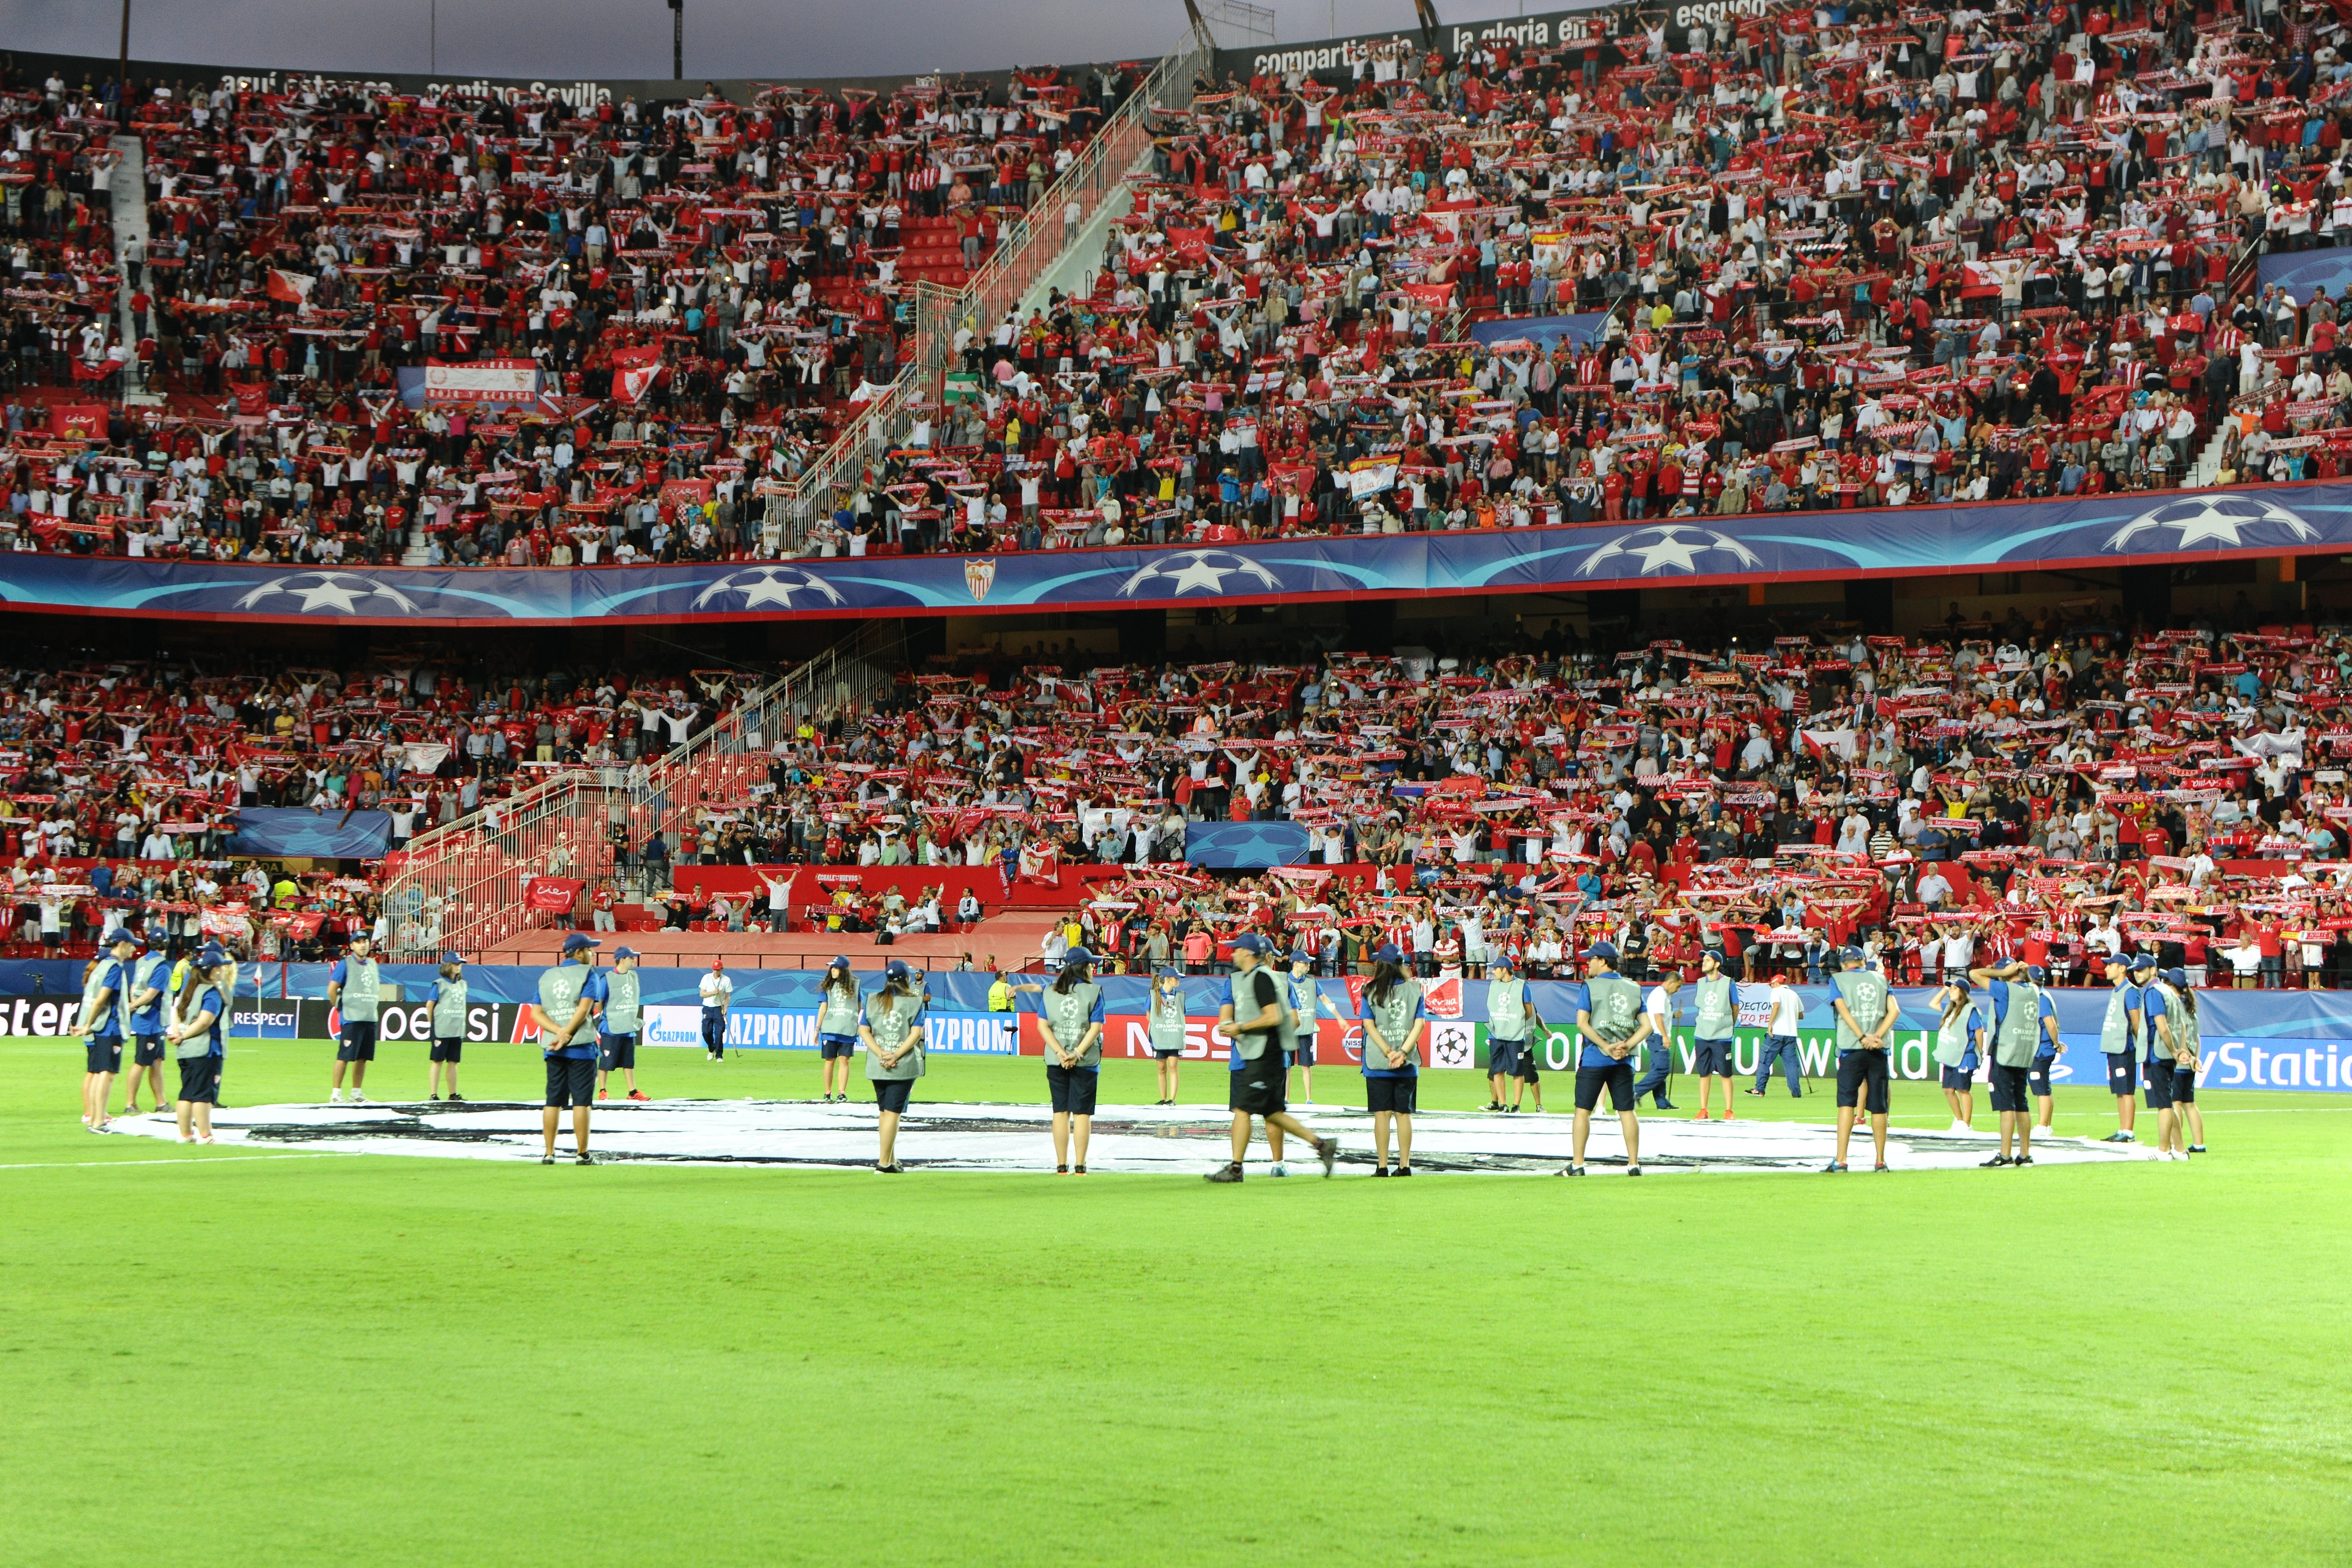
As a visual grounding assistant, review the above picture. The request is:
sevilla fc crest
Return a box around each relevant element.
[964,556,998,601]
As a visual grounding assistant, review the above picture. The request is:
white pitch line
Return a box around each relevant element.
[0,1153,341,1171]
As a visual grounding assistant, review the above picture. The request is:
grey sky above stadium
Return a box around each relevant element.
[2,0,1551,81]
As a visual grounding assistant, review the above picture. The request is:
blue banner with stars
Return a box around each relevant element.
[0,485,2337,625]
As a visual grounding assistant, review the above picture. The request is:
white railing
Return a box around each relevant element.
[380,623,907,957]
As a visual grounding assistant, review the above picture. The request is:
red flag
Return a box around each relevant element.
[267,268,316,305]
[524,877,585,912]
[610,343,662,406]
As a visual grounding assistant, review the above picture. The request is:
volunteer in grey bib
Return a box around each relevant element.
[1359,944,1426,1176]
[1146,966,1189,1105]
[1034,947,1107,1173]
[534,933,603,1164]
[1971,960,2043,1167]
[326,930,383,1105]
[1688,949,1740,1121]
[1828,946,1900,1172]
[428,952,469,1102]
[1484,953,1545,1113]
[1285,950,1323,1104]
[1206,934,1337,1182]
[815,956,862,1104]
[166,944,235,1144]
[861,959,928,1172]
[1567,941,1651,1177]
[590,946,646,1101]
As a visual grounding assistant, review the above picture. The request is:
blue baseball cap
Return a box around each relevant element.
[1840,945,1866,963]
[1154,963,1181,977]
[1947,975,1973,992]
[882,958,913,982]
[107,928,142,948]
[1587,940,1619,963]
[2164,967,2189,990]
[1232,933,1274,956]
[1288,948,1315,965]
[829,955,850,969]
[1490,952,1516,971]
[612,947,639,962]
[196,942,230,967]
[2027,965,2049,985]
[562,933,600,954]
[1062,945,1095,968]
[1371,942,1404,965]
[441,951,463,966]
[2128,953,2156,973]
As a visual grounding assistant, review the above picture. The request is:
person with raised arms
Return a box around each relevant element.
[861,959,928,1173]
[1034,947,1107,1174]
[533,933,602,1166]
[1827,946,1900,1172]
[814,957,863,1104]
[1206,933,1336,1183]
[165,944,234,1144]
[1358,943,1426,1176]
[590,946,648,1102]
[1565,941,1649,1177]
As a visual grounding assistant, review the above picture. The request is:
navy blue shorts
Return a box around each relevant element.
[819,1032,858,1060]
[1366,1074,1418,1114]
[1691,1039,1735,1077]
[1940,1065,1976,1092]
[430,1036,464,1063]
[599,1033,637,1072]
[86,1037,122,1074]
[1574,1060,1635,1113]
[176,1055,222,1105]
[1046,1063,1099,1115]
[1988,1063,2032,1113]
[1836,1050,1890,1115]
[132,1033,166,1067]
[872,1077,914,1114]
[1488,1039,1527,1078]
[2172,1064,2196,1103]
[2105,1052,2138,1096]
[2030,1059,2055,1096]
[543,1055,595,1109]
[1289,1040,1316,1069]
[2142,1058,2176,1111]
[337,1021,379,1062]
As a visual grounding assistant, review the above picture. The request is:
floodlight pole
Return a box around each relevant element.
[669,0,684,80]
[118,0,131,105]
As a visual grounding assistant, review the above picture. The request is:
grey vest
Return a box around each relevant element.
[863,991,926,1080]
[1231,966,1290,1062]
[2098,986,2137,1055]
[1832,968,1890,1051]
[1582,972,1643,1046]
[1692,973,1737,1040]
[536,964,588,1048]
[130,952,170,1030]
[1933,1003,1978,1069]
[82,962,119,1038]
[432,975,469,1037]
[603,968,642,1035]
[2157,986,2197,1062]
[1148,984,1188,1051]
[817,982,862,1037]
[1362,978,1424,1069]
[173,983,222,1060]
[1040,980,1104,1069]
[1488,977,1531,1043]
[340,956,382,1023]
[1993,983,2042,1069]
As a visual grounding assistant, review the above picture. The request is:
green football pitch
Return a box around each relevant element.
[4,1036,2348,1567]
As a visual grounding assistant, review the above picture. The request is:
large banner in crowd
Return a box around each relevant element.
[222,808,393,859]
[0,484,2343,626]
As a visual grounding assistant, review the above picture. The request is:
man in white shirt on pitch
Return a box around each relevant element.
[1635,970,1682,1110]
[1751,971,1807,1099]
[698,959,734,1061]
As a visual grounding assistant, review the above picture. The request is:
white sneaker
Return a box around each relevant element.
[1947,1119,1971,1134]
[328,1090,343,1103]
[349,1092,369,1106]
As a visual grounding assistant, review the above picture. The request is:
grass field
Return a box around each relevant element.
[5,1034,2349,1568]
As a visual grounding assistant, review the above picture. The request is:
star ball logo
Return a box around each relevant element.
[1116,549,1284,598]
[1576,526,1765,578]
[233,572,423,615]
[691,566,846,611]
[2102,494,2321,553]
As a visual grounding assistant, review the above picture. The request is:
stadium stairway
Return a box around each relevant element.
[478,912,1066,971]
[106,133,156,404]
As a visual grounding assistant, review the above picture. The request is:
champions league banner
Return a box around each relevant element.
[2,485,2346,626]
